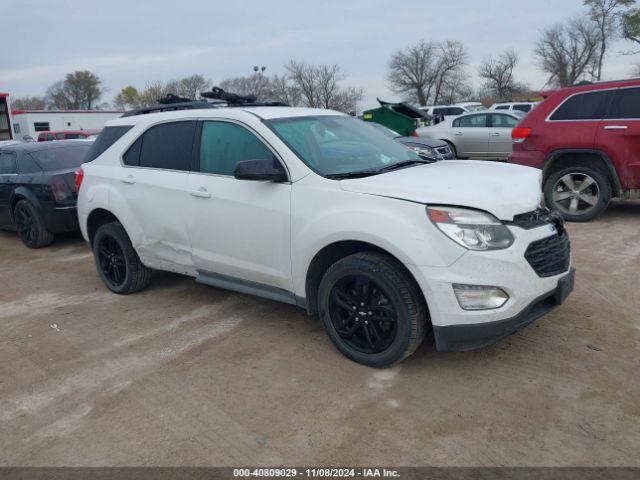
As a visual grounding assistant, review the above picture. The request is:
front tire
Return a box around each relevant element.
[544,165,611,222]
[13,199,54,248]
[318,252,427,367]
[92,222,151,294]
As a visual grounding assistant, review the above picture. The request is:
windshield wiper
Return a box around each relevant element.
[375,159,432,173]
[325,169,381,179]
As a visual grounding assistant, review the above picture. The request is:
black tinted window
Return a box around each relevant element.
[0,152,17,174]
[514,104,532,112]
[31,145,91,170]
[86,126,133,162]
[123,137,142,166]
[139,122,196,171]
[607,87,640,119]
[550,90,612,120]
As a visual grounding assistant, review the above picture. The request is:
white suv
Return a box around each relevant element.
[77,104,575,367]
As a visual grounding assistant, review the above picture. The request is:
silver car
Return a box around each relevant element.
[415,111,524,160]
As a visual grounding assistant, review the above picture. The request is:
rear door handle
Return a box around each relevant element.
[491,132,501,136]
[604,125,628,130]
[120,175,135,184]
[190,187,211,199]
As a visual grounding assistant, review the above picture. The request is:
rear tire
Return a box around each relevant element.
[318,252,427,368]
[92,222,151,294]
[544,165,611,222]
[13,199,54,249]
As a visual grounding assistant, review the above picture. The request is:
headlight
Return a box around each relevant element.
[410,146,435,157]
[426,206,514,251]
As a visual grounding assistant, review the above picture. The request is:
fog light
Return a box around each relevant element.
[452,284,509,310]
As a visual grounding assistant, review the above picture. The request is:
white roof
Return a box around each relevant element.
[107,106,345,127]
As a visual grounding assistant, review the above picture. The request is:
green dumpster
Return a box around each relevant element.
[362,99,432,136]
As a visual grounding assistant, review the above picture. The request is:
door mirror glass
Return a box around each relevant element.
[234,159,287,182]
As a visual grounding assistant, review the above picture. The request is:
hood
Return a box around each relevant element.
[397,136,447,148]
[339,160,542,221]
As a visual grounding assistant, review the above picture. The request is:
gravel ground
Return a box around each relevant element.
[0,201,638,466]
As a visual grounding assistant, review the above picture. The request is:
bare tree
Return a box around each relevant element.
[584,0,635,80]
[176,74,211,99]
[285,61,363,112]
[267,74,302,106]
[479,49,523,99]
[439,70,474,105]
[219,73,272,100]
[387,40,469,106]
[534,18,600,86]
[46,71,105,110]
[11,96,46,110]
[432,41,469,104]
[386,41,438,106]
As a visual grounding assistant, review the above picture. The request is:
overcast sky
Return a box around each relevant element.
[1,0,636,110]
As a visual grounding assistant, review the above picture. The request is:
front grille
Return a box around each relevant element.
[525,232,571,277]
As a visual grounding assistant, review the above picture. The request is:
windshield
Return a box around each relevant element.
[266,116,421,177]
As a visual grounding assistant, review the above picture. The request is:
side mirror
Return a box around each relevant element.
[234,159,287,182]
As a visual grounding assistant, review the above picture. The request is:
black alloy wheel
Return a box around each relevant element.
[328,275,397,354]
[14,203,37,245]
[97,234,127,289]
[13,199,54,248]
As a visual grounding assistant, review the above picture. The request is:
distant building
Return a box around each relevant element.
[11,109,124,141]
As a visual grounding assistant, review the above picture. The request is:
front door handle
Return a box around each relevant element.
[491,132,500,136]
[604,125,628,130]
[120,175,135,184]
[190,187,211,199]
[454,131,463,136]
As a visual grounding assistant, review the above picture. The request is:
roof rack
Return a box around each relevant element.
[121,87,288,117]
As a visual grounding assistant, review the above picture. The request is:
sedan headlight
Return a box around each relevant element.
[409,146,436,157]
[426,206,514,251]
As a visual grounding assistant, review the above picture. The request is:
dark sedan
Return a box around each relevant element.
[0,140,91,248]
[367,122,455,160]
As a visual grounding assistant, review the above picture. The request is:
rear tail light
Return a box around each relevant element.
[74,167,85,192]
[51,180,72,202]
[512,127,532,144]
[412,130,419,137]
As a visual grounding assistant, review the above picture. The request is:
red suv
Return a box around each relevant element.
[509,79,640,221]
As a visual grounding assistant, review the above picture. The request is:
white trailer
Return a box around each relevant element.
[11,110,124,141]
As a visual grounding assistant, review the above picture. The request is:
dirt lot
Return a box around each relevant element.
[1,202,639,467]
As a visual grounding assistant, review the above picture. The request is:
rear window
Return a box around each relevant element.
[30,145,91,170]
[607,87,640,119]
[85,126,133,163]
[514,104,532,112]
[550,90,613,121]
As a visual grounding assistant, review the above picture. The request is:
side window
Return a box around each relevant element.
[491,114,519,128]
[136,121,196,171]
[0,152,17,174]
[514,104,532,112]
[550,90,613,121]
[495,105,510,110]
[46,133,54,141]
[607,87,640,119]
[455,114,488,128]
[34,122,50,132]
[199,121,274,176]
[450,107,465,116]
[55,132,65,140]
